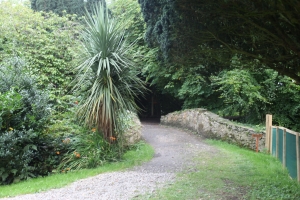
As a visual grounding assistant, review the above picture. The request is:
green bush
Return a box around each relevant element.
[0,89,23,130]
[0,129,70,185]
[0,57,71,185]
[0,57,50,131]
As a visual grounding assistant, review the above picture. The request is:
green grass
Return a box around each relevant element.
[138,139,300,200]
[0,142,154,198]
[3,139,300,200]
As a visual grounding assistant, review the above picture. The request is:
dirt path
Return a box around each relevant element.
[2,122,218,200]
[137,121,218,173]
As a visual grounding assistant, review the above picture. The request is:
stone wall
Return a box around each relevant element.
[160,108,265,151]
[122,113,142,147]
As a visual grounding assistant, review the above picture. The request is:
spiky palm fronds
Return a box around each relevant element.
[73,2,145,138]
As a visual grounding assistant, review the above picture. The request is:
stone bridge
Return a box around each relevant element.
[160,108,265,152]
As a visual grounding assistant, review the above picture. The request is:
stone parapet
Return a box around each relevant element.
[161,108,265,151]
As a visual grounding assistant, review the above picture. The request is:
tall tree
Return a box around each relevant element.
[139,0,300,83]
[138,0,300,130]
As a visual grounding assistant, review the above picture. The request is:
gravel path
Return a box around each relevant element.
[2,122,217,200]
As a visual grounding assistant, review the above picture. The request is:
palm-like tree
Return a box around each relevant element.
[73,3,145,139]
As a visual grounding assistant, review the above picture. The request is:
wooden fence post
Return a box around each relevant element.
[266,114,272,153]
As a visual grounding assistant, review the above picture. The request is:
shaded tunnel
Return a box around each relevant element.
[136,85,183,123]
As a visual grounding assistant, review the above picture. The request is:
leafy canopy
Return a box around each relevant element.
[139,0,300,83]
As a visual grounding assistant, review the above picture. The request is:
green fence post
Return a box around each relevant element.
[283,129,286,168]
[276,127,279,159]
[297,132,300,182]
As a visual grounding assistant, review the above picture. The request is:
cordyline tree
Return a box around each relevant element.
[73,3,145,139]
[139,0,300,83]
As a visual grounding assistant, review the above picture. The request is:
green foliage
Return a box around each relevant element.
[0,89,23,130]
[48,110,84,137]
[56,111,142,171]
[0,57,70,185]
[0,129,37,185]
[139,0,179,61]
[268,77,300,131]
[57,130,122,171]
[0,129,70,185]
[138,0,300,132]
[174,64,216,109]
[0,57,51,132]
[139,0,300,83]
[211,65,300,130]
[73,2,146,138]
[0,142,154,198]
[212,69,267,117]
[0,1,82,97]
[0,0,147,186]
[0,1,83,184]
[138,0,300,129]
[109,0,145,45]
[110,0,152,72]
[30,0,106,16]
[110,0,184,115]
[125,0,222,111]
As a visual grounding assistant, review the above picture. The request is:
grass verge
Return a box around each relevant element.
[140,139,300,200]
[0,141,154,198]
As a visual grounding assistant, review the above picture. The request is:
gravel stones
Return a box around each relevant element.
[2,122,217,200]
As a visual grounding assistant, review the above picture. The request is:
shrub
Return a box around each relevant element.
[56,110,143,172]
[0,57,70,185]
[57,129,122,172]
[0,57,51,131]
[0,129,70,185]
[0,89,23,130]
